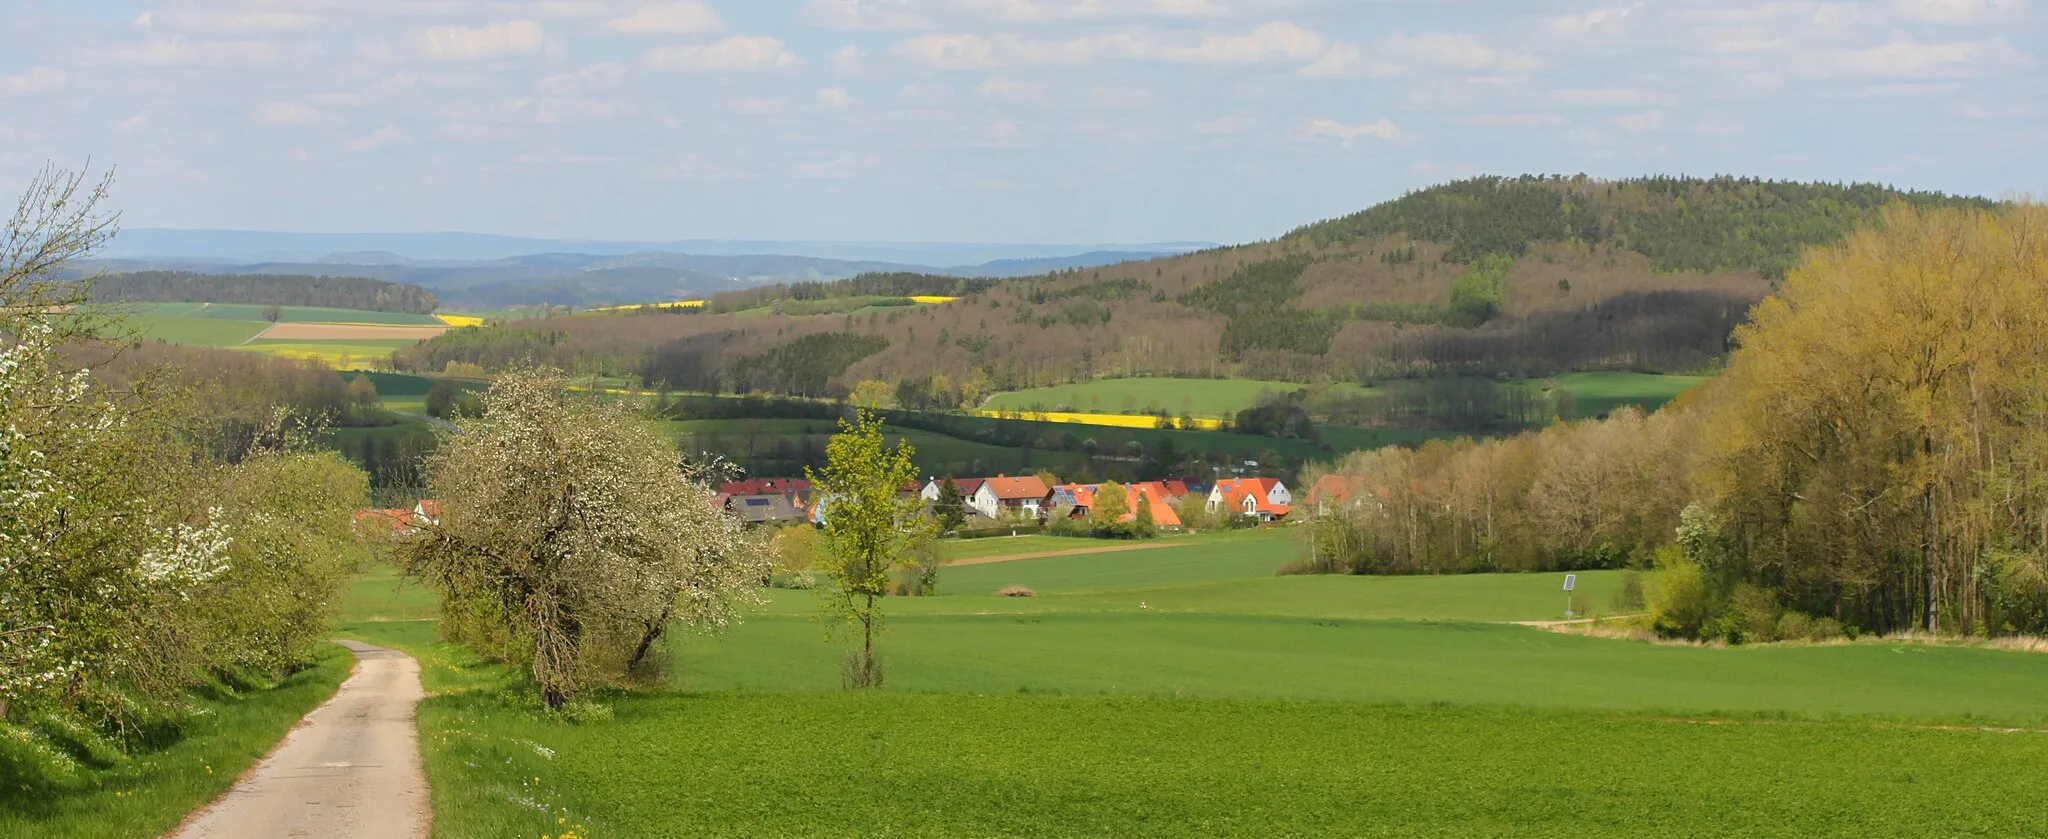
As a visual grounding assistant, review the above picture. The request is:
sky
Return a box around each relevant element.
[0,0,2042,246]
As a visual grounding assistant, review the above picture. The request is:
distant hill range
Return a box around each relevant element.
[83,234,1212,308]
[387,175,2001,404]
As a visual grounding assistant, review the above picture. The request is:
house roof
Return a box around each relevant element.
[932,477,987,495]
[982,475,1050,501]
[353,508,416,534]
[719,478,811,497]
[1309,475,1358,506]
[1212,478,1280,498]
[1051,483,1182,528]
[724,494,805,523]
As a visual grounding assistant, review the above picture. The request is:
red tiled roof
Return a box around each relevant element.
[718,478,812,497]
[983,475,1050,501]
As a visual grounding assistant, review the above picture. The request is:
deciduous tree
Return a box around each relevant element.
[807,409,927,688]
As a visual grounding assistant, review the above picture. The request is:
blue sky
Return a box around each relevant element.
[0,0,2041,244]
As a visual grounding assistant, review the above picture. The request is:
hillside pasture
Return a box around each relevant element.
[185,303,444,325]
[1525,371,1706,418]
[129,315,271,347]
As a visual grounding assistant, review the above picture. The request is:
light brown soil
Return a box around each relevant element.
[256,323,450,340]
[946,541,1176,567]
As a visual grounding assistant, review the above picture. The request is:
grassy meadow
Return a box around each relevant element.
[335,528,2048,838]
[0,646,353,839]
[1524,371,1707,418]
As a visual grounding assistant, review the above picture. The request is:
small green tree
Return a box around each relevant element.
[1133,490,1157,538]
[262,304,283,323]
[346,374,381,421]
[934,476,967,533]
[808,409,927,688]
[1090,481,1130,537]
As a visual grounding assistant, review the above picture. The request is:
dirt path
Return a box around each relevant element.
[169,640,430,839]
[947,541,1177,567]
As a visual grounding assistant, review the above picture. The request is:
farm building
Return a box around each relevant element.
[724,494,807,525]
[1051,483,1183,529]
[1209,478,1291,521]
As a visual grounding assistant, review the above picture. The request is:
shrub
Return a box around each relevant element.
[1646,547,1712,639]
[1716,583,1783,644]
[995,585,1037,598]
[1610,570,1647,613]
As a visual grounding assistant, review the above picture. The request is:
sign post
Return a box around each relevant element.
[1563,574,1577,620]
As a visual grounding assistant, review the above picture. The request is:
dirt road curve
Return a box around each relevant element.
[169,640,430,839]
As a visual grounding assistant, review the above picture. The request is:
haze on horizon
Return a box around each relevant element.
[0,0,2041,247]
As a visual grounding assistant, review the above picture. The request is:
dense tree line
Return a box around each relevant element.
[1307,204,2048,640]
[2,165,368,791]
[1291,175,1995,278]
[705,273,1000,314]
[90,270,438,313]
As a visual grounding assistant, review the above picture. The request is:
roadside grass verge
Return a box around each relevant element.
[0,645,353,839]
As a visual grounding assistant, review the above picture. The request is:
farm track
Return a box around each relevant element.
[947,541,1176,567]
[168,641,430,839]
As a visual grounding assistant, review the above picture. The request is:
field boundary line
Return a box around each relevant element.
[948,541,1177,567]
[243,322,276,345]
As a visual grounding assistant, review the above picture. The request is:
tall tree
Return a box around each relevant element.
[399,368,768,708]
[808,409,926,688]
[934,476,967,533]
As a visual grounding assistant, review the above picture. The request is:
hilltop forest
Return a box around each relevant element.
[397,176,1996,400]
[88,270,439,313]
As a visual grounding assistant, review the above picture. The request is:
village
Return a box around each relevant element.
[350,473,1360,539]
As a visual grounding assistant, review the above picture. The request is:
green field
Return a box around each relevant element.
[986,377,1337,417]
[335,528,2048,838]
[182,303,443,325]
[1524,372,1707,418]
[128,315,271,346]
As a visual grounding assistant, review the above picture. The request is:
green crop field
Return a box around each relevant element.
[985,377,1333,417]
[335,526,2048,838]
[128,315,271,346]
[1524,372,1707,418]
[185,303,443,325]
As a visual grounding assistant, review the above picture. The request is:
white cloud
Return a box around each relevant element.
[1549,88,1675,107]
[603,2,727,34]
[540,62,627,96]
[91,38,280,67]
[799,0,935,29]
[896,82,954,106]
[1548,3,1642,39]
[818,87,858,107]
[1304,33,1535,78]
[895,22,1325,69]
[0,67,67,96]
[416,21,545,61]
[1895,0,2027,24]
[1457,113,1566,127]
[1613,109,1664,132]
[139,8,320,33]
[978,77,1047,103]
[797,0,1233,29]
[346,126,407,152]
[1194,115,1254,134]
[1806,36,2031,77]
[1302,117,1404,146]
[253,102,323,125]
[793,151,873,179]
[647,36,803,72]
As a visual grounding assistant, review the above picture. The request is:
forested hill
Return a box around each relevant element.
[1288,175,1996,279]
[398,175,2000,398]
[89,271,439,314]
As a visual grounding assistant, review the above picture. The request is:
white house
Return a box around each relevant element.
[1206,478,1288,513]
